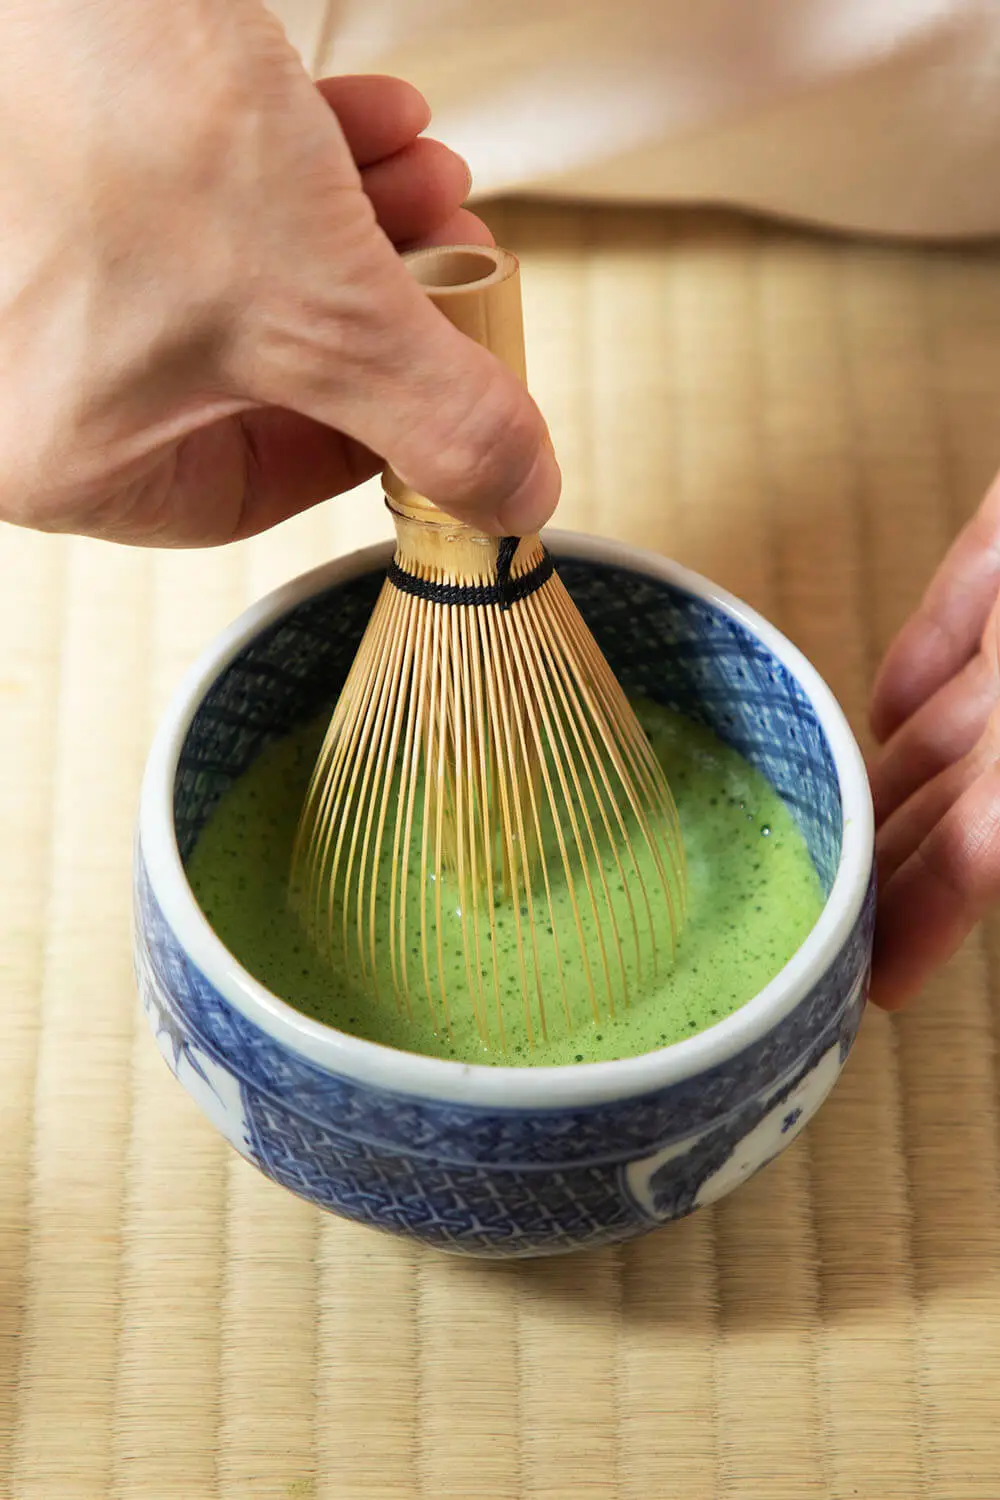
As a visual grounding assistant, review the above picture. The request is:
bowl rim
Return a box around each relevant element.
[138,530,874,1109]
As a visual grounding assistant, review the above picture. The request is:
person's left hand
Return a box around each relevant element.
[869,470,1000,1008]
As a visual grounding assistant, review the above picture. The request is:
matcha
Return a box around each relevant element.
[188,701,824,1067]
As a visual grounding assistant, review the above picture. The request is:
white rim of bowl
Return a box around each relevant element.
[139,530,874,1109]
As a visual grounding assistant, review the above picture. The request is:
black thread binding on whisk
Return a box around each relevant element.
[386,537,553,612]
[495,535,519,606]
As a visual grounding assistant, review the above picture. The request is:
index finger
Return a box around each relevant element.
[317,75,432,168]
[871,473,1000,743]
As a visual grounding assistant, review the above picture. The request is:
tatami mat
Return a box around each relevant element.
[2,201,1000,1497]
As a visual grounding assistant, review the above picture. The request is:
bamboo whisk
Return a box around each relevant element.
[292,245,686,1054]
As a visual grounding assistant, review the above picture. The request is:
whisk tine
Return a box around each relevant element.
[549,585,685,906]
[363,593,414,1004]
[552,586,687,883]
[514,594,627,1018]
[479,603,537,1048]
[468,607,506,1050]
[496,607,577,1033]
[342,600,408,985]
[291,243,687,1057]
[429,604,453,1036]
[528,583,681,962]
[295,601,385,953]
[486,606,555,1044]
[451,606,488,1042]
[519,597,646,993]
[389,595,430,1015]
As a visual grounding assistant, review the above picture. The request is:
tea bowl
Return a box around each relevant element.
[133,532,874,1259]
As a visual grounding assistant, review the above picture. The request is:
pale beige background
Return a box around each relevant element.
[3,195,1000,1499]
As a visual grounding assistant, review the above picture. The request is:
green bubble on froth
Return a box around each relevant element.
[186,700,824,1068]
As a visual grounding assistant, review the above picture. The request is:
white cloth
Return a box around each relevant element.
[315,0,1000,238]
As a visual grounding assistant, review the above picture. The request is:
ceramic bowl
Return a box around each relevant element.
[133,532,874,1259]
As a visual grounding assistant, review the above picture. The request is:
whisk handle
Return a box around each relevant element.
[382,245,528,524]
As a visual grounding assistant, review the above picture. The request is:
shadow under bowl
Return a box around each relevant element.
[133,532,874,1259]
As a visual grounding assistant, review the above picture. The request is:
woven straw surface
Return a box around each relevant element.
[2,200,1000,1497]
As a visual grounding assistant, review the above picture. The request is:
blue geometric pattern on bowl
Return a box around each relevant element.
[135,556,874,1258]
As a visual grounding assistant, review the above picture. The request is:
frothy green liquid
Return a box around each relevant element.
[188,701,824,1066]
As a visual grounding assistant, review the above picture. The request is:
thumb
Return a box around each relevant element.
[263,235,562,535]
[375,314,563,536]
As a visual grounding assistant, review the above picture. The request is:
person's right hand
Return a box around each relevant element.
[0,0,560,546]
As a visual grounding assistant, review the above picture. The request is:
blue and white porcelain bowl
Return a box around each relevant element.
[133,532,875,1259]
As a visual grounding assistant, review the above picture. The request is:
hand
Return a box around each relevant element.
[869,471,1000,1008]
[0,0,559,545]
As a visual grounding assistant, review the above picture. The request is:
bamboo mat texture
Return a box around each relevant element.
[3,201,1000,1498]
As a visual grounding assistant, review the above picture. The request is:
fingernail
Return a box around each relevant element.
[495,442,562,536]
[460,156,474,199]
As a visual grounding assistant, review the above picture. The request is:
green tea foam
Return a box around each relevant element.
[188,701,824,1067]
